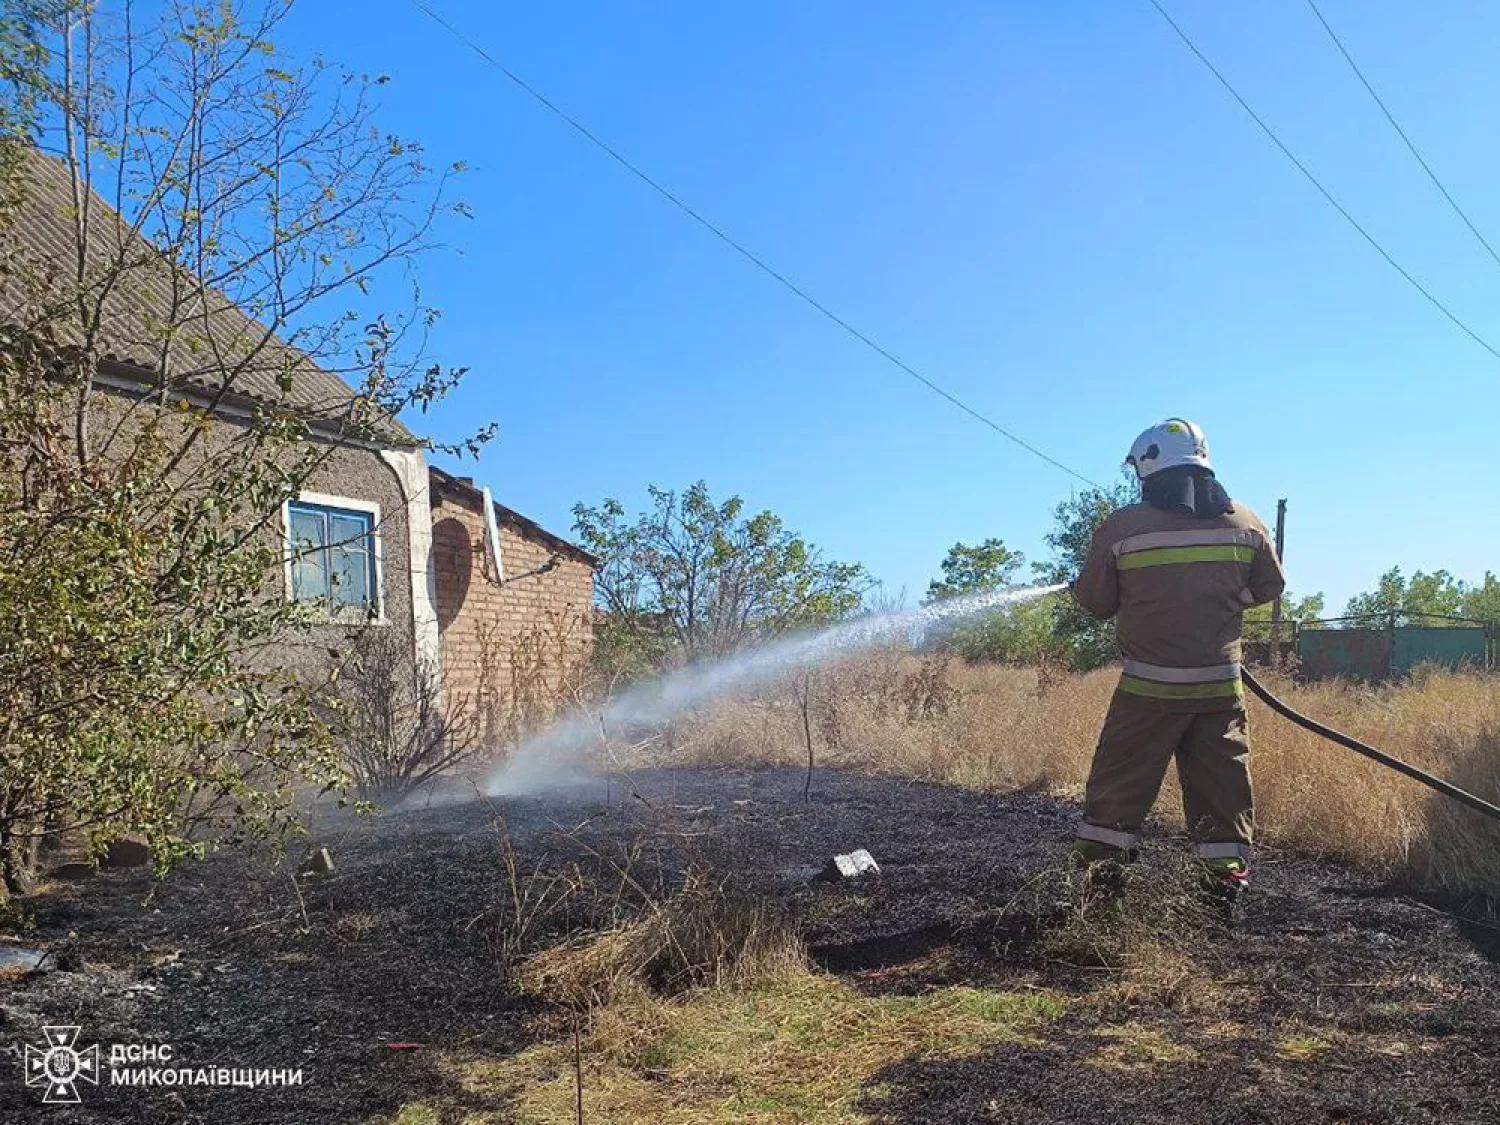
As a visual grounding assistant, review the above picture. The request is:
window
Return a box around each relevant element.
[286,499,380,615]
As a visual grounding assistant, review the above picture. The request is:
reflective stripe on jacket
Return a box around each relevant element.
[1072,502,1286,711]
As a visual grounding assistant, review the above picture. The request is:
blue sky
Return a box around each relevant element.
[275,1,1500,612]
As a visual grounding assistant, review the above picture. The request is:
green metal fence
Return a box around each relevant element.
[1288,615,1494,682]
[1392,626,1490,676]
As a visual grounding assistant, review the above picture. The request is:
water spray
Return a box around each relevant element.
[487,582,1067,796]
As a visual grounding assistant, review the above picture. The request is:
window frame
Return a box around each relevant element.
[281,491,387,623]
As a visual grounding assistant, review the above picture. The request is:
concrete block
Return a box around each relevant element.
[818,849,880,882]
[300,846,335,875]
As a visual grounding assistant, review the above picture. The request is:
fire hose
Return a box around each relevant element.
[1241,668,1500,823]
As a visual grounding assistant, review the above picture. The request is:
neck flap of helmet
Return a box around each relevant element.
[1140,465,1233,519]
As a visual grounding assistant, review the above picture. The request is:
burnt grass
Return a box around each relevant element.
[2,766,1499,1124]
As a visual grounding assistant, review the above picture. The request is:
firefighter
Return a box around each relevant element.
[1071,418,1286,914]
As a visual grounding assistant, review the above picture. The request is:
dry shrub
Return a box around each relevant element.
[519,864,805,1010]
[664,653,1500,895]
[330,627,479,804]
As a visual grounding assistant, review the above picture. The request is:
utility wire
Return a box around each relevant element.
[409,0,1104,490]
[1148,0,1500,364]
[1305,0,1500,273]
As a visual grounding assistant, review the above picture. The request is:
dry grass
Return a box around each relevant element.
[407,655,1498,1123]
[1275,1031,1334,1062]
[1103,940,1222,1014]
[518,865,806,1009]
[999,850,1226,1015]
[423,971,1064,1124]
[329,908,404,944]
[1089,1022,1198,1070]
[1250,666,1500,893]
[652,654,1500,894]
[418,860,1064,1123]
[662,651,1108,796]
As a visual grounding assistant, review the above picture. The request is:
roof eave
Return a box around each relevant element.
[95,356,420,450]
[429,465,599,568]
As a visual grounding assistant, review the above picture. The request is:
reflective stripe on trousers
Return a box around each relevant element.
[1076,822,1138,850]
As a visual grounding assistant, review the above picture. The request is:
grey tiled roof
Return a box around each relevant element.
[0,147,414,443]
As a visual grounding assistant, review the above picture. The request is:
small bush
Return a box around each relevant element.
[328,627,480,806]
[519,865,805,1010]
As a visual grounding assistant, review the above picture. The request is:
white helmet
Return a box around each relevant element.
[1126,418,1212,480]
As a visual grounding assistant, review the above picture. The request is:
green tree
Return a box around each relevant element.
[924,538,1058,663]
[1462,572,1500,624]
[1033,480,1136,670]
[938,592,1063,665]
[1244,590,1326,631]
[0,3,51,145]
[573,482,871,670]
[926,539,1024,602]
[1345,567,1466,624]
[0,2,483,898]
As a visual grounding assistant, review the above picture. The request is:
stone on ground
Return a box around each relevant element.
[300,846,336,875]
[818,848,880,882]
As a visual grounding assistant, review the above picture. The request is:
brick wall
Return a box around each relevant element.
[430,478,595,740]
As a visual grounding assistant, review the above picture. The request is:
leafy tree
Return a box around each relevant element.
[1462,572,1500,624]
[926,538,1024,602]
[1344,567,1466,625]
[938,591,1064,665]
[0,3,51,145]
[1244,590,1326,631]
[1033,480,1136,670]
[573,482,870,669]
[924,538,1055,664]
[0,2,483,898]
[1344,567,1500,628]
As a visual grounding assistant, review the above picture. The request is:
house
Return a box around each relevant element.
[0,148,594,723]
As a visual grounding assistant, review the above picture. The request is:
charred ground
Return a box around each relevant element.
[2,767,1498,1124]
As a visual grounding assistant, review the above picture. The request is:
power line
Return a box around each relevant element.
[1305,0,1500,273]
[408,0,1104,490]
[1147,0,1500,364]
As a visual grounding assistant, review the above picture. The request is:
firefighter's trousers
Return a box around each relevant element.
[1076,690,1253,861]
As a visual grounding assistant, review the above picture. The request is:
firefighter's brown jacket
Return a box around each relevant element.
[1073,502,1286,711]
